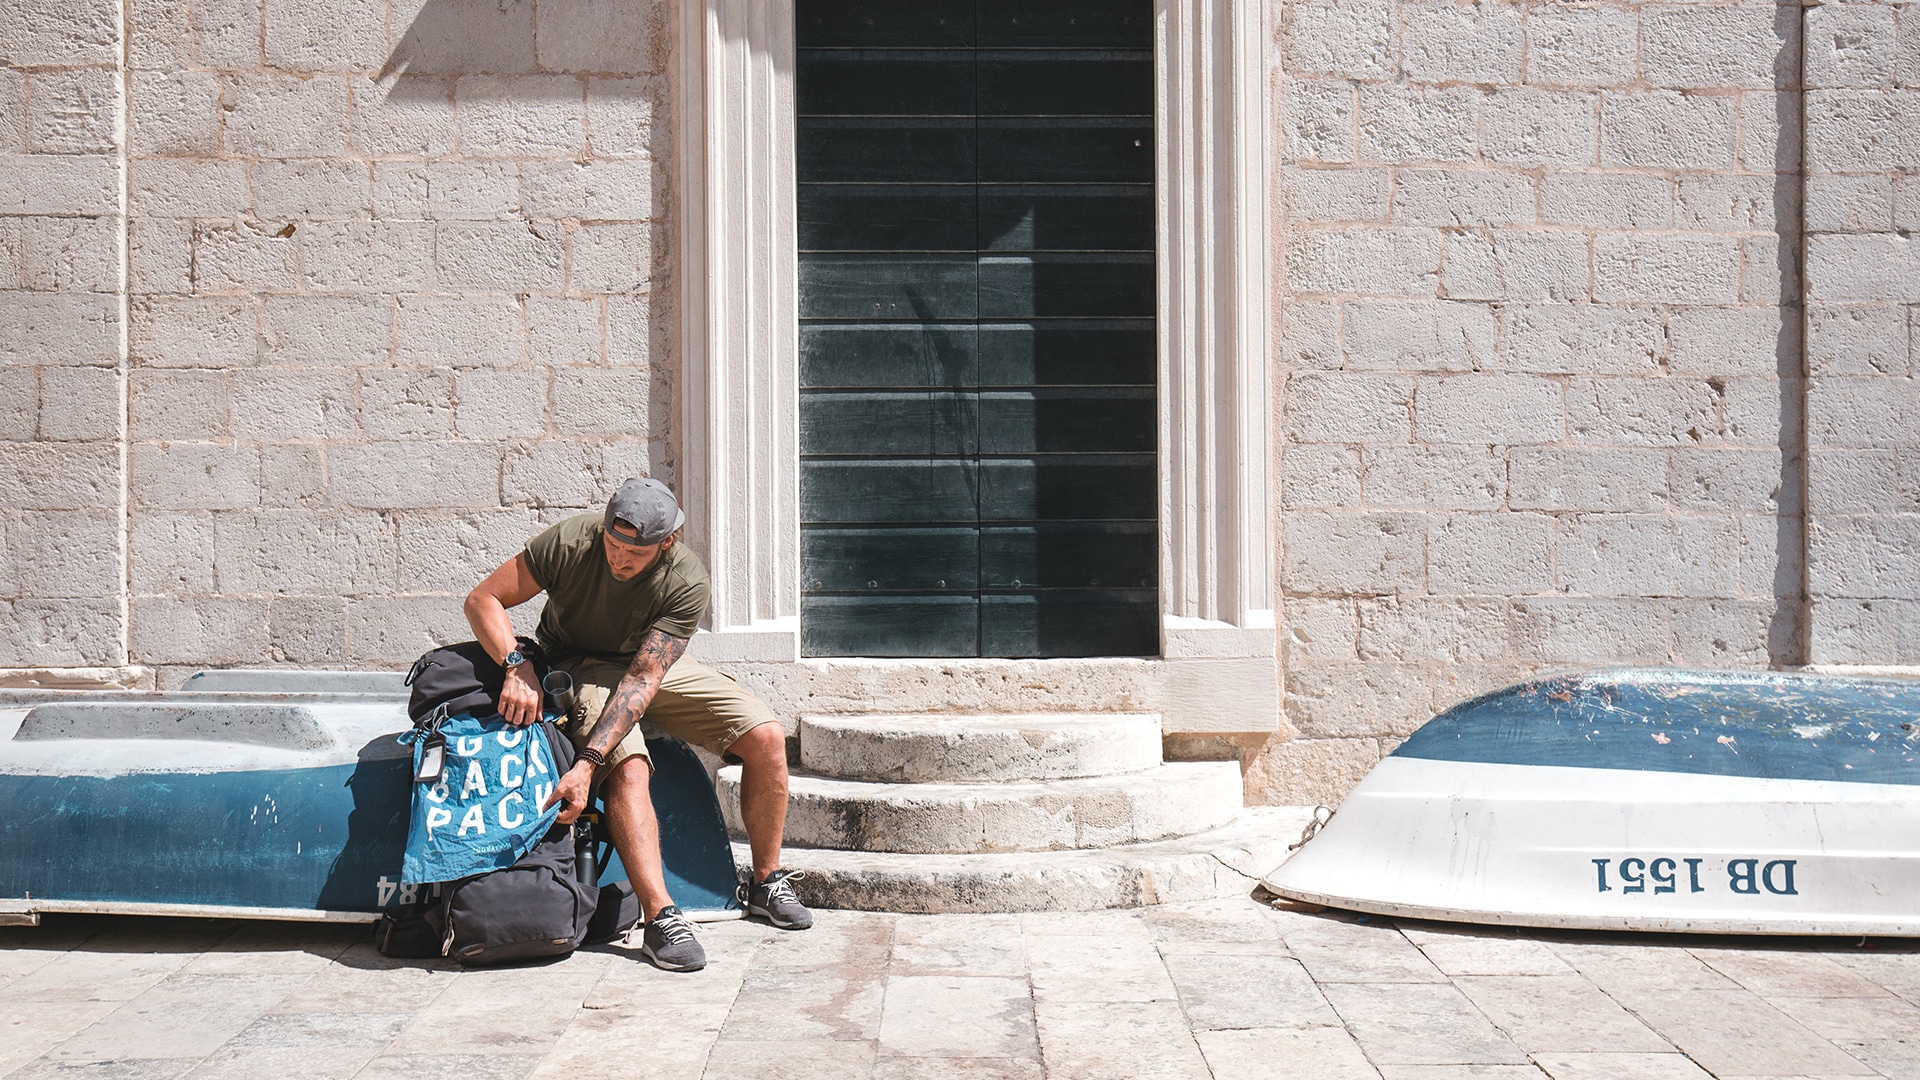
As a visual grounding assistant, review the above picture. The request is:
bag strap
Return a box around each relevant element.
[404,652,437,687]
[396,702,450,746]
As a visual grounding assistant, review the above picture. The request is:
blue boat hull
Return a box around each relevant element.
[0,761,410,913]
[1,686,741,923]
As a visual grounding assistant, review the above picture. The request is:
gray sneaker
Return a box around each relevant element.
[640,906,706,971]
[745,869,814,930]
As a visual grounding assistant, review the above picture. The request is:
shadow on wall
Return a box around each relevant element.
[1769,0,1808,668]
[377,0,668,100]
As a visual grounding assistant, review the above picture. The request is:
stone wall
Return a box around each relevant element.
[1801,0,1920,663]
[1251,0,1808,804]
[0,0,127,674]
[4,0,1918,807]
[2,0,675,683]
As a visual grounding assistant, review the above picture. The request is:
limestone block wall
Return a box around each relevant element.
[0,0,128,672]
[6,0,1920,809]
[1251,0,1808,804]
[2,0,676,683]
[1801,0,1920,663]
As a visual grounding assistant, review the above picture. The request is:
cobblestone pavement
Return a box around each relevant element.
[3,899,1918,1079]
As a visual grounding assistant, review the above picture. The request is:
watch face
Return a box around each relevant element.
[505,651,526,668]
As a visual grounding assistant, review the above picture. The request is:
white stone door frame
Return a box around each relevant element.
[675,0,1276,730]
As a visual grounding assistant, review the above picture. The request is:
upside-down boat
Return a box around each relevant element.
[1264,669,1920,935]
[0,670,739,926]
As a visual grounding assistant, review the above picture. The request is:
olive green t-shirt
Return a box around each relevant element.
[521,513,710,665]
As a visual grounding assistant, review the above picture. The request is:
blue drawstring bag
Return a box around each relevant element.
[398,713,564,885]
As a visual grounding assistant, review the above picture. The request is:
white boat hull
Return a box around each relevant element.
[1266,756,1920,936]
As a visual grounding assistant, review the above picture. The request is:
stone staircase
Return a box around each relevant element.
[716,713,1313,913]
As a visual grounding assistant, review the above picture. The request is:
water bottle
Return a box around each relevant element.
[575,812,600,887]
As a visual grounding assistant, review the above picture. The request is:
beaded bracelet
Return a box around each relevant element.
[576,747,607,769]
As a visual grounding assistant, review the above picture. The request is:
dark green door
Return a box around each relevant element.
[797,0,1157,658]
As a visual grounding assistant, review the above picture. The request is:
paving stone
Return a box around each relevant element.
[1018,907,1149,937]
[0,1000,121,1076]
[1035,1000,1212,1080]
[1691,949,1899,999]
[700,1039,877,1080]
[1195,1026,1381,1080]
[1827,952,1920,1001]
[529,1002,726,1080]
[1840,1036,1920,1080]
[223,1012,410,1049]
[1374,1060,1551,1068]
[877,975,1037,1058]
[1142,898,1290,946]
[0,923,92,978]
[719,961,886,1042]
[389,966,604,1055]
[1403,930,1576,976]
[1285,920,1449,984]
[1453,975,1671,1053]
[46,974,309,1062]
[747,910,893,969]
[184,1045,384,1079]
[1528,1053,1712,1080]
[1771,994,1920,1043]
[266,946,459,1014]
[7,1058,197,1079]
[1163,952,1340,1030]
[80,918,241,955]
[1320,982,1531,1065]
[871,1056,1042,1079]
[181,924,361,975]
[1545,942,1741,997]
[1160,939,1296,959]
[1621,989,1878,1077]
[1026,930,1178,1003]
[11,901,1920,1080]
[890,915,1026,977]
[583,939,756,1010]
[354,1054,543,1080]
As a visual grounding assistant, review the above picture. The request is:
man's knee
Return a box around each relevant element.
[599,755,654,806]
[727,722,787,768]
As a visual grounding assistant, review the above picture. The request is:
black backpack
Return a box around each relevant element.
[374,826,640,966]
[378,643,641,966]
[403,637,550,723]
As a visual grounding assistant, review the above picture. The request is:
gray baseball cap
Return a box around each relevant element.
[604,477,685,546]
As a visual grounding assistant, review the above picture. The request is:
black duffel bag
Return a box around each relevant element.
[403,637,550,723]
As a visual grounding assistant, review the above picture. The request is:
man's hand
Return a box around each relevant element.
[464,553,546,724]
[499,663,543,727]
[543,760,594,824]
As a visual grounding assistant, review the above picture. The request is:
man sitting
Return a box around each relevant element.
[463,477,811,971]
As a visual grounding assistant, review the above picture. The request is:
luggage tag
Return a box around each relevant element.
[411,704,450,784]
[413,732,447,784]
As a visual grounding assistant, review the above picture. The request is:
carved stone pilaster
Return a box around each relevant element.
[677,0,802,662]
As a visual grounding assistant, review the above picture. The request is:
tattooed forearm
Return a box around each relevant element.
[584,628,688,759]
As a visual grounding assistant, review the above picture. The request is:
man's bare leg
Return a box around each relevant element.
[598,756,674,920]
[727,723,790,882]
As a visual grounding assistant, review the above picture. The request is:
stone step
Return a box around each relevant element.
[743,806,1319,913]
[719,761,1243,855]
[797,712,1162,783]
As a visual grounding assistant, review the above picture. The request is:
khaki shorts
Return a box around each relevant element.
[555,653,778,778]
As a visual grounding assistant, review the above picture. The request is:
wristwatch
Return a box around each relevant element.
[503,649,528,670]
